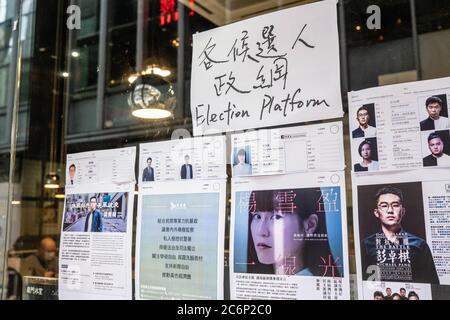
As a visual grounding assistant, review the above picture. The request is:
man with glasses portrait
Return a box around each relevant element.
[352,105,377,138]
[361,186,439,284]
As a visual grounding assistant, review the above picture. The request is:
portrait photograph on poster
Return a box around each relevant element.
[352,137,379,173]
[233,187,344,278]
[142,157,156,182]
[357,182,439,284]
[67,163,77,185]
[63,192,129,233]
[351,103,377,139]
[370,286,422,300]
[421,130,450,167]
[418,94,450,132]
[232,146,253,177]
[180,154,194,180]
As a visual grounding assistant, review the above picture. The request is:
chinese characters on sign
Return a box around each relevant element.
[191,0,343,136]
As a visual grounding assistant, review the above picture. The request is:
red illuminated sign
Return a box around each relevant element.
[160,0,195,26]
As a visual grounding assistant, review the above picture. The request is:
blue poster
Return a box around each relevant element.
[234,187,344,277]
[139,192,221,299]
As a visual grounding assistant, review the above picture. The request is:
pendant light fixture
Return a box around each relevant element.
[128,72,176,119]
[129,0,176,120]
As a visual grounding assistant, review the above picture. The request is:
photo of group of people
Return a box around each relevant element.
[63,192,129,232]
[351,104,380,173]
[373,287,420,300]
[234,187,344,277]
[357,183,439,285]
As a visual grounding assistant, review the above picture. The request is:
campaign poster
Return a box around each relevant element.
[353,169,450,300]
[59,147,136,300]
[59,185,134,300]
[230,171,350,300]
[136,179,226,300]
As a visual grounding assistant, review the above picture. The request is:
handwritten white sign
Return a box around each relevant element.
[191,0,343,136]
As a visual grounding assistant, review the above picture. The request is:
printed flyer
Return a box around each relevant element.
[230,121,344,177]
[353,169,450,300]
[139,136,226,183]
[349,77,450,173]
[59,147,135,299]
[230,171,350,300]
[136,179,226,300]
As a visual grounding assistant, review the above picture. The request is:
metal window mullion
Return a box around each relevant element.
[136,0,145,71]
[410,0,422,80]
[338,0,349,99]
[96,0,108,130]
[2,0,23,300]
[177,1,186,119]
[63,0,76,138]
[4,0,21,145]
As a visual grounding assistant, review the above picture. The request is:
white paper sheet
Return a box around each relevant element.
[230,121,345,177]
[66,147,136,186]
[348,77,450,173]
[58,183,134,300]
[139,136,226,183]
[59,147,136,300]
[191,0,343,136]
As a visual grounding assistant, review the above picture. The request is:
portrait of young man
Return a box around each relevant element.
[180,155,193,180]
[420,96,449,131]
[352,105,377,139]
[361,186,439,284]
[423,132,450,167]
[142,157,155,182]
[85,196,103,232]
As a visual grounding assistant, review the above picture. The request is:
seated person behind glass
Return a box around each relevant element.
[20,237,58,278]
